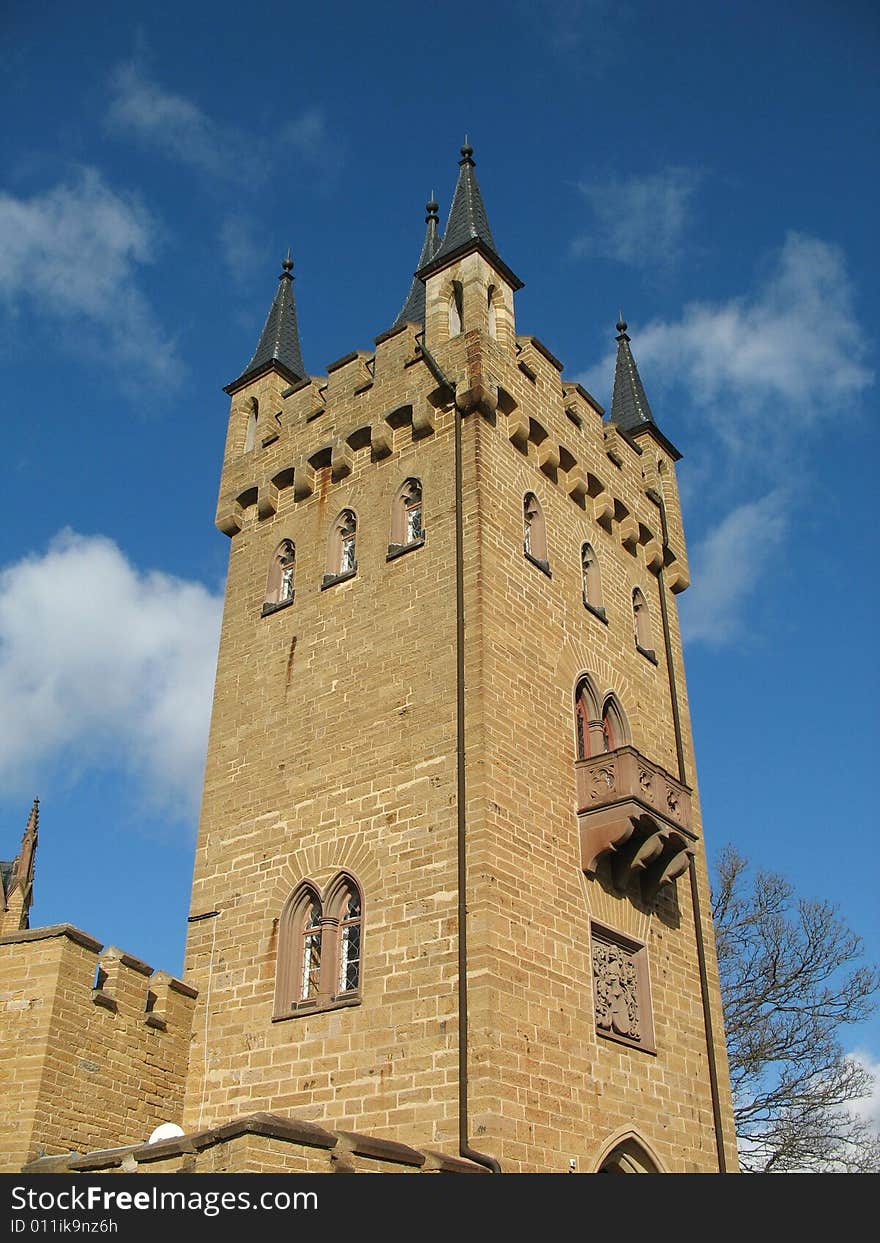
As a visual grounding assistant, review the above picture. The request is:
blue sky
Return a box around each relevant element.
[2,1,878,1120]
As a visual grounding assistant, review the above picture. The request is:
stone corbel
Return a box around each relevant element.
[580,807,638,875]
[257,478,279,520]
[666,561,690,594]
[293,460,315,502]
[566,462,589,506]
[538,439,560,479]
[593,491,614,531]
[411,401,435,439]
[507,408,529,451]
[644,540,663,573]
[370,422,393,460]
[620,516,639,552]
[456,380,498,420]
[331,440,353,482]
[604,426,626,467]
[611,824,666,893]
[215,500,243,537]
[641,841,694,903]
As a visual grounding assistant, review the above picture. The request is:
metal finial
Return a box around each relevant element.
[426,194,439,219]
[616,311,628,335]
[460,135,474,163]
[281,249,294,276]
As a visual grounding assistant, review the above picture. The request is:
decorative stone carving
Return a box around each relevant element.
[590,924,656,1052]
[591,765,616,798]
[593,940,641,1041]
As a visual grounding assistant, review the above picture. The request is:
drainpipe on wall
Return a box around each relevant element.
[652,490,728,1173]
[416,332,501,1174]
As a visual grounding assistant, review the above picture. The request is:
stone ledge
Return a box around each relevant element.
[0,923,103,952]
[22,1112,491,1175]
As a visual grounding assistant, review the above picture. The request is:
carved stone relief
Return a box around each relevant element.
[592,939,641,1042]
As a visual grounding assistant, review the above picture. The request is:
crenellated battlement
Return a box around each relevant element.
[0,923,196,1172]
[217,318,689,589]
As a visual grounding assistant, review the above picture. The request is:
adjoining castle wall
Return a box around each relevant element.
[0,925,195,1172]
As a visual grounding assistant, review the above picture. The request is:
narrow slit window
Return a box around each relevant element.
[582,543,604,616]
[326,509,358,584]
[523,493,549,567]
[389,479,425,555]
[264,540,296,613]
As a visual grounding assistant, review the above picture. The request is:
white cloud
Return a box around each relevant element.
[583,232,873,431]
[107,63,335,184]
[0,168,180,386]
[573,166,702,268]
[679,491,789,645]
[0,531,223,820]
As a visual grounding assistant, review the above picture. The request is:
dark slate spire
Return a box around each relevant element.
[433,141,498,262]
[225,252,306,393]
[418,141,523,289]
[610,314,656,432]
[609,315,681,460]
[391,196,442,328]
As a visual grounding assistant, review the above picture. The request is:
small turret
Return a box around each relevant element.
[224,252,307,395]
[391,197,442,329]
[420,141,522,351]
[610,314,680,462]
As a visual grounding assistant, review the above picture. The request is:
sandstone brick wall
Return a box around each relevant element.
[181,248,737,1171]
[0,925,195,1171]
[184,331,463,1144]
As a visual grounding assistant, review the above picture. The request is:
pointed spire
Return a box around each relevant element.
[391,196,442,328]
[610,314,656,432]
[225,253,306,394]
[1,798,38,928]
[609,316,681,460]
[431,139,499,264]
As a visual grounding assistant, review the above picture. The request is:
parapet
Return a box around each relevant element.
[22,1111,490,1175]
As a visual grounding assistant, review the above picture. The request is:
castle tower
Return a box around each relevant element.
[181,145,737,1173]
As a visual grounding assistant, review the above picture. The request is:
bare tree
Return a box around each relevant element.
[711,846,880,1172]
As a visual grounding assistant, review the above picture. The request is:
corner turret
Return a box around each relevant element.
[420,142,522,351]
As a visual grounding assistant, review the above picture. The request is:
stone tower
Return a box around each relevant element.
[181,144,738,1173]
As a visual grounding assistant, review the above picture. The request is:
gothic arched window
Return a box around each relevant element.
[523,492,550,572]
[274,873,365,1018]
[263,540,295,614]
[574,675,601,760]
[602,694,630,753]
[575,678,630,759]
[388,479,424,557]
[632,588,656,662]
[581,543,605,619]
[323,510,357,587]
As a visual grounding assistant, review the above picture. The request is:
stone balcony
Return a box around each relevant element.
[575,746,697,902]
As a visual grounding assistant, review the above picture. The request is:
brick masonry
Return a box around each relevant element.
[0,228,738,1174]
